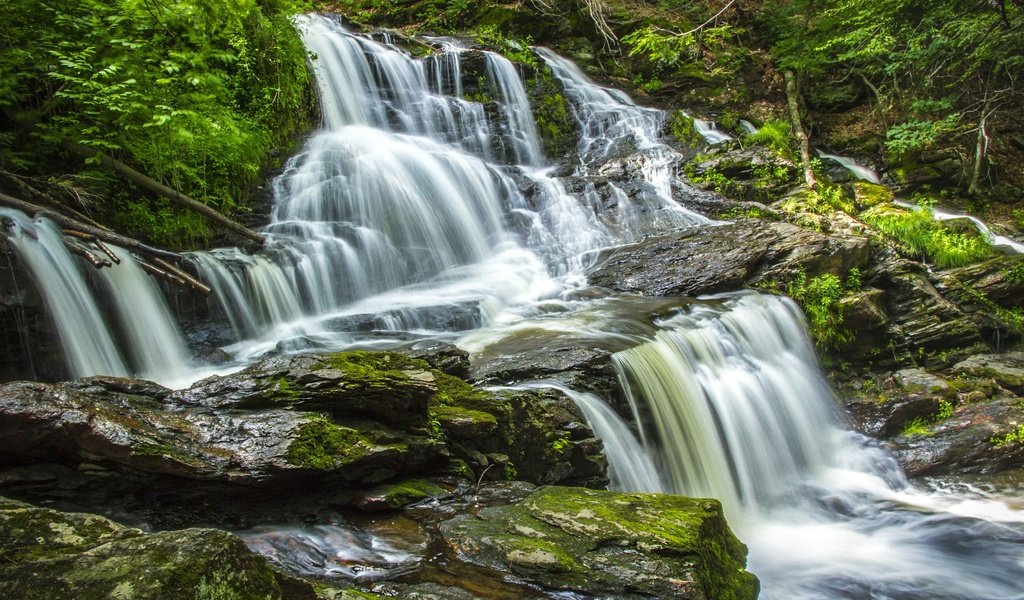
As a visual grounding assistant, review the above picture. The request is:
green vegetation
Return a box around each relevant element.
[900,417,932,437]
[744,119,793,158]
[991,424,1024,447]
[668,111,703,147]
[786,268,861,348]
[0,0,314,247]
[862,205,993,268]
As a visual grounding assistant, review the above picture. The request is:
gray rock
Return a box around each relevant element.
[588,220,870,298]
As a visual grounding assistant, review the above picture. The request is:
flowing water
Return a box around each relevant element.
[894,199,1024,254]
[817,149,881,183]
[3,13,1024,598]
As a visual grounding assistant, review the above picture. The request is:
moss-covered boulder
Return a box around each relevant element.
[440,486,758,599]
[0,497,315,600]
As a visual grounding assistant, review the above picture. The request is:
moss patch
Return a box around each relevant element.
[285,416,372,470]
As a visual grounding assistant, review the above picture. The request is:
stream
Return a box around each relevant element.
[3,13,1024,599]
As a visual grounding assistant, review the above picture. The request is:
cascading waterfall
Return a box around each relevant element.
[2,209,127,378]
[189,15,706,356]
[1,209,197,388]
[4,13,1024,598]
[612,292,1024,599]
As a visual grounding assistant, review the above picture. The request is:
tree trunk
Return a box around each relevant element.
[785,69,817,190]
[968,98,992,195]
[66,143,265,246]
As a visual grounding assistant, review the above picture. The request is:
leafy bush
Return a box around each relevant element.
[0,0,314,247]
[787,270,852,348]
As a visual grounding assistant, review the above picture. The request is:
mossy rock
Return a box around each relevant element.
[0,497,307,600]
[352,478,449,511]
[850,181,893,209]
[440,486,758,599]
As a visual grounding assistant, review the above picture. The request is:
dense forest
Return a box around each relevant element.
[2,0,1022,249]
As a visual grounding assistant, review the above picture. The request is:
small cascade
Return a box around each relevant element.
[816,149,880,183]
[612,292,1024,598]
[2,209,127,378]
[692,117,734,145]
[483,53,544,166]
[739,119,759,134]
[894,199,1024,253]
[535,47,708,233]
[1,209,198,388]
[510,380,665,493]
[96,247,195,388]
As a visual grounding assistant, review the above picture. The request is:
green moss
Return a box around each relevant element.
[320,350,428,378]
[669,111,703,147]
[431,370,490,407]
[285,416,371,470]
[430,404,499,426]
[366,479,447,509]
[851,181,893,208]
[496,535,583,573]
[549,431,570,454]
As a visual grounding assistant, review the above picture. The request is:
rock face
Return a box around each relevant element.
[0,496,315,600]
[0,350,607,523]
[440,486,759,600]
[588,220,870,298]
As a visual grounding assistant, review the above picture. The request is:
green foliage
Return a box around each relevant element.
[862,205,993,268]
[0,0,313,247]
[504,461,518,481]
[1013,208,1024,230]
[669,112,703,147]
[743,119,793,158]
[474,24,537,67]
[844,267,862,290]
[787,270,852,348]
[991,424,1024,447]
[622,22,746,79]
[885,115,962,160]
[900,417,932,437]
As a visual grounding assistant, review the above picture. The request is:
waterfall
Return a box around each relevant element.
[1,209,197,388]
[693,117,734,145]
[612,292,1024,599]
[1,210,127,378]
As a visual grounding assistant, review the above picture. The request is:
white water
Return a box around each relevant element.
[5,15,1024,598]
[507,380,665,493]
[1,209,201,388]
[816,149,881,183]
[894,199,1024,254]
[693,117,734,145]
[611,292,1024,599]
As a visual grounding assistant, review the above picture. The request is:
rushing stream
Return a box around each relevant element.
[3,13,1024,598]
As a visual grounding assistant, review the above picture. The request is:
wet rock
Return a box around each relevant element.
[952,352,1024,395]
[0,376,443,486]
[588,220,869,297]
[687,146,800,203]
[887,398,1024,477]
[894,368,950,393]
[178,351,437,429]
[439,486,758,599]
[351,479,450,512]
[0,496,315,599]
[871,257,984,361]
[0,350,607,512]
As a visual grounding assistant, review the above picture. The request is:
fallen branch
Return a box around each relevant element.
[62,230,122,264]
[66,143,265,246]
[64,240,111,269]
[0,191,180,262]
[153,257,211,296]
[139,260,188,287]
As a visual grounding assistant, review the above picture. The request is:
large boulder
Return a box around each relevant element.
[0,496,315,600]
[440,486,758,599]
[0,350,607,516]
[587,220,869,297]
